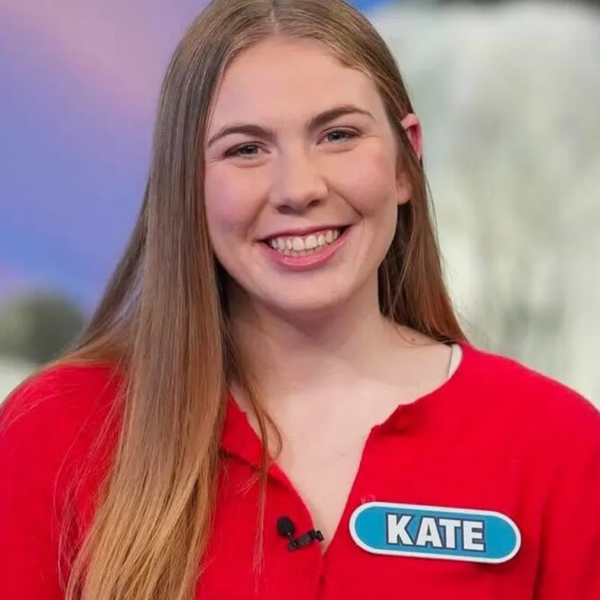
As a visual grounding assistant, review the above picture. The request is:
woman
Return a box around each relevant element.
[1,0,599,599]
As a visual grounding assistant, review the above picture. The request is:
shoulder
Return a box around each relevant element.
[1,361,123,431]
[463,343,600,453]
[0,363,124,591]
[0,361,124,478]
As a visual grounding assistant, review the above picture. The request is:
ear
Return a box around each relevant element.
[396,113,422,206]
[400,113,423,159]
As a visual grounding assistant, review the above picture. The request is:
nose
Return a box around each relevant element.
[270,148,328,213]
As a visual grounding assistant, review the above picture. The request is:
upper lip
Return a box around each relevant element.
[260,224,348,241]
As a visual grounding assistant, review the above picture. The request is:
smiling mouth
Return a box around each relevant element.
[262,227,348,256]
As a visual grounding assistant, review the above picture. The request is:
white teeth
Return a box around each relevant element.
[305,235,318,250]
[266,228,343,255]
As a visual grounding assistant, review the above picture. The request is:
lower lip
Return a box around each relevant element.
[260,229,349,272]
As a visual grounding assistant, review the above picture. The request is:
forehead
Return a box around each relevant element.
[208,38,385,127]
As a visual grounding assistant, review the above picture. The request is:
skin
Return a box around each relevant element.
[204,36,416,319]
[203,37,452,548]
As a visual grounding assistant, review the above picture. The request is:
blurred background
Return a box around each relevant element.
[1,0,599,404]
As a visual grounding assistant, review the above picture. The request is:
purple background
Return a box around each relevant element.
[0,0,389,310]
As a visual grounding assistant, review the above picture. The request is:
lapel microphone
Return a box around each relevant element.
[276,516,324,551]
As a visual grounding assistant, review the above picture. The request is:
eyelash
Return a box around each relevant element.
[224,128,359,159]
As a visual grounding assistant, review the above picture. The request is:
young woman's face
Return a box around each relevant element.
[204,37,416,317]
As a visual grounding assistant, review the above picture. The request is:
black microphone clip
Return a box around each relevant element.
[276,516,324,551]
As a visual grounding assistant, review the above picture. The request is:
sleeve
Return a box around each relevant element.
[534,412,600,599]
[0,382,70,600]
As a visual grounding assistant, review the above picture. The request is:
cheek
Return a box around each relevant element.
[204,168,259,247]
[334,144,399,216]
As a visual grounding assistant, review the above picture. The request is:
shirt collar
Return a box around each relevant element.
[220,342,475,461]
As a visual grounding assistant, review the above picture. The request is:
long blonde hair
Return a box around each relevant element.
[63,1,466,599]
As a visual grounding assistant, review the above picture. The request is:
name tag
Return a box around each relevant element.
[350,502,521,563]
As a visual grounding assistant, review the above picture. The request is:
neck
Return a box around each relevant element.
[229,281,415,400]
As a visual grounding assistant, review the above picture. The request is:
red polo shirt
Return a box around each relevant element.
[1,343,600,600]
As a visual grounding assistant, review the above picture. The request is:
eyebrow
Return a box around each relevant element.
[206,104,374,148]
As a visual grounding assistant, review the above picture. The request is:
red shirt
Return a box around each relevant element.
[1,343,600,600]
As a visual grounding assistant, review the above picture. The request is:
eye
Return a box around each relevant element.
[225,143,263,159]
[322,129,359,144]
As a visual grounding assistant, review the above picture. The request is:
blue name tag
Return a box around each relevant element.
[350,502,521,563]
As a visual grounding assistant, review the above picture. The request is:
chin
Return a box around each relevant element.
[262,289,351,320]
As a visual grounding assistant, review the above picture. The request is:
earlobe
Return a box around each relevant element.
[400,113,423,160]
[396,179,412,207]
